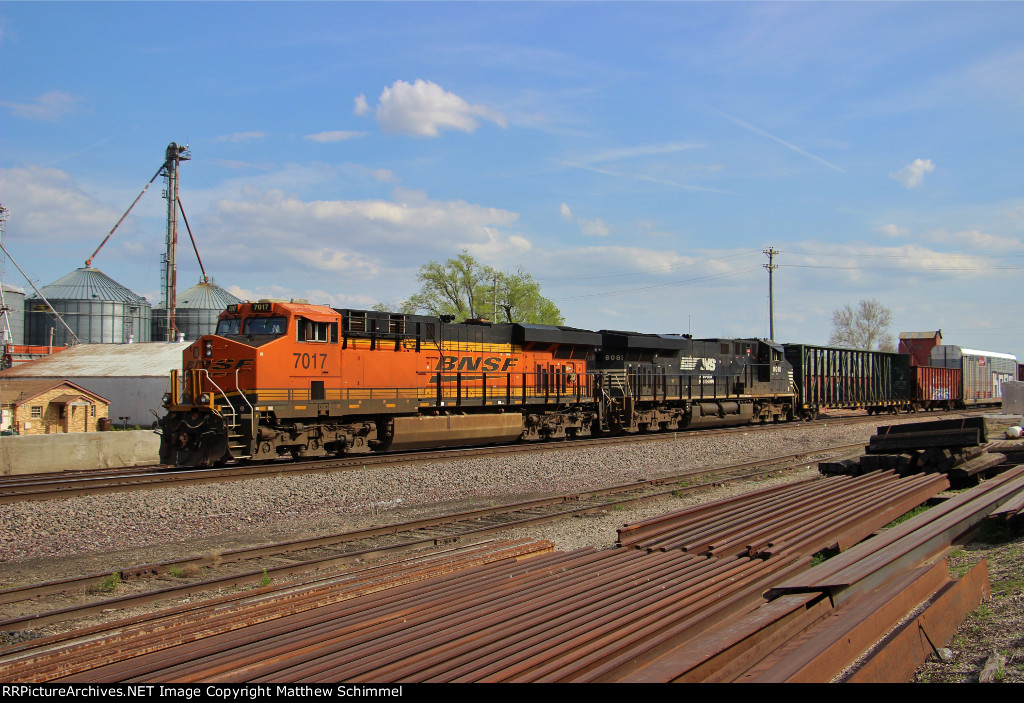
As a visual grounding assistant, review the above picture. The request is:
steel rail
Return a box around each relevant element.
[0,443,864,629]
[3,408,972,503]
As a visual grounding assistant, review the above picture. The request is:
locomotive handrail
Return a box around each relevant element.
[235,367,256,441]
[201,369,237,429]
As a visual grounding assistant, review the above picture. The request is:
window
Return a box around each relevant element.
[216,318,242,335]
[91,405,96,417]
[243,317,287,335]
[297,318,337,343]
[31,406,42,419]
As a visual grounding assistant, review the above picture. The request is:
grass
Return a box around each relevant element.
[810,546,839,567]
[883,504,931,529]
[89,573,120,594]
[260,569,272,587]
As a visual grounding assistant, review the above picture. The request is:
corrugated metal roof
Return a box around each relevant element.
[29,267,148,304]
[0,342,189,378]
[163,280,241,310]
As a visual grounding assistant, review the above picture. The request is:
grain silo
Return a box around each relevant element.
[25,267,152,346]
[152,278,240,341]
[1,283,24,345]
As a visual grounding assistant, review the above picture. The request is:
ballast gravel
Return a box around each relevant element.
[0,416,945,584]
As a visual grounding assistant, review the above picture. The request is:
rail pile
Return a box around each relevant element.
[820,417,1007,482]
[6,466,1022,683]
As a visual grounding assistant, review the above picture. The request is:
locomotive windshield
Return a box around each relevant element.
[243,316,287,336]
[216,318,241,336]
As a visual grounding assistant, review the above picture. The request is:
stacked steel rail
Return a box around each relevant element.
[2,469,1022,682]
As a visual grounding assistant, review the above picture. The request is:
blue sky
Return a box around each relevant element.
[2,2,1023,358]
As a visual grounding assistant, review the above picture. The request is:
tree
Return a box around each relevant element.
[828,299,896,351]
[399,251,563,325]
[492,268,564,325]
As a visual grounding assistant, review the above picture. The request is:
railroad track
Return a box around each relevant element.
[2,409,981,503]
[0,442,865,634]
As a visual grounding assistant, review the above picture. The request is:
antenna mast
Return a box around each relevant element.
[160,142,190,340]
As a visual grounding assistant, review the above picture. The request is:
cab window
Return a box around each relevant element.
[216,318,241,335]
[297,318,338,343]
[244,317,287,335]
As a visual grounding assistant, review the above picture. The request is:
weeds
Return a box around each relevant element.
[883,504,930,529]
[89,573,120,594]
[260,569,272,587]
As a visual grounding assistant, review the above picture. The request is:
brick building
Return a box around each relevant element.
[0,380,110,434]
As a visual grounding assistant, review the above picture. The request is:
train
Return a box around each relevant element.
[158,300,1018,467]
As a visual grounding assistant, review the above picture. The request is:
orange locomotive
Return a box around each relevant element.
[160,300,600,467]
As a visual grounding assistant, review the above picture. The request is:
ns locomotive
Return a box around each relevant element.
[159,300,799,467]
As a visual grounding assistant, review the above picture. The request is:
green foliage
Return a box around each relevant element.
[883,504,930,529]
[399,250,563,324]
[94,573,120,593]
[261,568,272,587]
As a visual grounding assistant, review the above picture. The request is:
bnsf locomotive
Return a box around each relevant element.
[159,300,798,467]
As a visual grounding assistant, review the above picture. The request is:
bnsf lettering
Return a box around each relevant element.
[435,356,518,372]
[294,352,329,370]
[184,359,252,372]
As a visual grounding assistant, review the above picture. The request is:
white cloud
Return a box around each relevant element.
[0,166,122,243]
[560,203,573,221]
[214,131,267,143]
[303,130,367,143]
[369,79,507,137]
[875,224,910,238]
[2,90,78,122]
[372,169,399,184]
[200,185,525,277]
[891,158,935,189]
[925,228,1024,251]
[353,94,370,116]
[578,217,611,238]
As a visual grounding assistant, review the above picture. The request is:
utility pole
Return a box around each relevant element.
[763,247,779,341]
[161,142,190,342]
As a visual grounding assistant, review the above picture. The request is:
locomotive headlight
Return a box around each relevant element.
[204,341,213,358]
[199,393,211,405]
[162,393,172,405]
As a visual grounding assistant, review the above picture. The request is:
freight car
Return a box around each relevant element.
[159,301,798,467]
[909,365,962,411]
[782,344,911,418]
[928,345,1018,407]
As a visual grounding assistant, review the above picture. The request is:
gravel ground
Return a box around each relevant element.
[0,418,892,584]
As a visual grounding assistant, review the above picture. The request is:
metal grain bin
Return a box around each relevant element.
[783,344,910,415]
[929,345,1018,405]
[152,280,241,341]
[0,283,24,345]
[25,267,151,345]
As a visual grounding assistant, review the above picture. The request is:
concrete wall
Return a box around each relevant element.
[0,429,160,475]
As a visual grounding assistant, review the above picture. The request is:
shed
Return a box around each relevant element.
[0,342,189,426]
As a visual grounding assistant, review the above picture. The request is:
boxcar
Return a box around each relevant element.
[783,344,911,417]
[910,365,962,411]
[928,346,1018,406]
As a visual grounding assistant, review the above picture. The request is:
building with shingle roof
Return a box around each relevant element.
[1,379,109,434]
